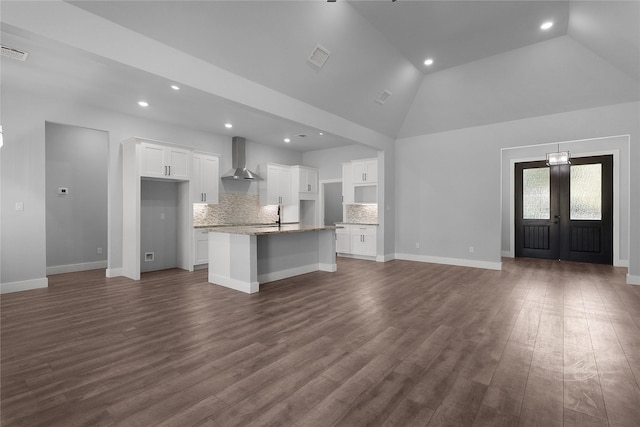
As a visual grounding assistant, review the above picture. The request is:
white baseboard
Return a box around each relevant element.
[208,272,259,294]
[106,268,123,278]
[319,263,337,272]
[258,264,321,284]
[627,274,640,286]
[376,254,395,262]
[395,253,502,271]
[1,277,48,294]
[337,253,376,261]
[47,261,108,276]
[501,250,513,258]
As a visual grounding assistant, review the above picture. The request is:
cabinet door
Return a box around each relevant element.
[352,161,366,185]
[166,147,190,180]
[336,231,351,253]
[342,163,354,204]
[361,234,377,256]
[307,169,318,193]
[192,155,204,202]
[140,143,166,178]
[363,159,378,183]
[201,155,219,204]
[194,229,209,265]
[266,166,282,205]
[350,234,364,255]
[277,167,292,205]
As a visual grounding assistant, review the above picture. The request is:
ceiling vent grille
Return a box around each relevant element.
[376,90,392,105]
[307,44,331,68]
[1,45,29,61]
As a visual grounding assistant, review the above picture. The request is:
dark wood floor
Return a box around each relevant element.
[2,257,640,426]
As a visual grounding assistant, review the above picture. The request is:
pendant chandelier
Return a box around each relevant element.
[546,143,570,166]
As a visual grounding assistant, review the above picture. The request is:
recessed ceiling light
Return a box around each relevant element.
[424,58,434,66]
[170,85,180,90]
[284,138,291,143]
[319,132,324,136]
[540,21,553,30]
[138,101,149,107]
[224,123,233,129]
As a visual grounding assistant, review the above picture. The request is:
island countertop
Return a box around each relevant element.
[206,223,339,236]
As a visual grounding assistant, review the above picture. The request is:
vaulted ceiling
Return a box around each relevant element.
[2,1,638,151]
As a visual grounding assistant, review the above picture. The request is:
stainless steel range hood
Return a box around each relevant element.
[221,137,261,180]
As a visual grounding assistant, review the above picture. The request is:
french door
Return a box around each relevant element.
[515,155,613,264]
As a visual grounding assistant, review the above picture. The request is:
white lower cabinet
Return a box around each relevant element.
[336,227,351,253]
[194,228,209,266]
[337,224,376,258]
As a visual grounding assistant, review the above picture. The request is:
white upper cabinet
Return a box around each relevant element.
[140,142,190,180]
[291,166,319,201]
[192,152,219,204]
[298,168,318,194]
[352,158,378,185]
[260,163,292,205]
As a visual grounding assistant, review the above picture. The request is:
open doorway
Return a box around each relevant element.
[320,180,343,226]
[45,122,108,275]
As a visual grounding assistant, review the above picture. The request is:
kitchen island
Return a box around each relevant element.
[207,224,338,293]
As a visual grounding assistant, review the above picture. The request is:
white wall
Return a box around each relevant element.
[0,85,303,289]
[395,101,639,278]
[302,144,379,179]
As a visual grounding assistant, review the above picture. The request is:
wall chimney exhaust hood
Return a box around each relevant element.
[221,137,261,180]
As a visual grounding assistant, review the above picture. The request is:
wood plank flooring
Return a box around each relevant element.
[2,257,640,426]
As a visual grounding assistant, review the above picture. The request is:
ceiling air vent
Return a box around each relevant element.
[376,90,392,105]
[1,45,29,61]
[307,44,331,68]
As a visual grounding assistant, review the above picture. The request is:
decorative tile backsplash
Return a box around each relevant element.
[193,193,277,226]
[345,204,378,224]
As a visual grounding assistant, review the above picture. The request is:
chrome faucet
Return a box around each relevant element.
[276,204,282,227]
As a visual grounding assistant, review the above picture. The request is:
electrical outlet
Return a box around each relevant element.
[469,246,475,253]
[97,248,103,255]
[15,202,24,211]
[160,212,166,220]
[415,242,420,249]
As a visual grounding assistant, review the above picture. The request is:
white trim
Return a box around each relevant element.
[376,254,395,262]
[208,273,259,294]
[105,268,123,278]
[46,261,107,276]
[501,250,513,258]
[395,253,502,271]
[627,275,640,286]
[319,262,337,272]
[337,253,376,261]
[258,263,321,284]
[1,277,48,294]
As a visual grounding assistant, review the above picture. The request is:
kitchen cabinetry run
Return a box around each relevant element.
[140,141,191,180]
[352,158,377,185]
[337,224,377,258]
[192,152,219,204]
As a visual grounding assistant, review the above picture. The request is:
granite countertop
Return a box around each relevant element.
[206,223,339,236]
[335,222,379,226]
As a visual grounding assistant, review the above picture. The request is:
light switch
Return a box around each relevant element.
[15,202,24,211]
[160,212,166,220]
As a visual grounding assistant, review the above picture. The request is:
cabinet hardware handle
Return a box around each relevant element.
[168,165,171,176]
